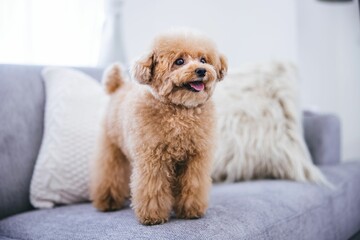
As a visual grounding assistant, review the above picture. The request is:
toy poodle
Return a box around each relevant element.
[91,30,228,225]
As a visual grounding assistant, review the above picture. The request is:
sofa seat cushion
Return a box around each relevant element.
[1,162,360,240]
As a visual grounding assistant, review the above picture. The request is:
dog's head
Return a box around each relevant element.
[131,31,228,108]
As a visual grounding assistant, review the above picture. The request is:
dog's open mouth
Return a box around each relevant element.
[183,81,205,92]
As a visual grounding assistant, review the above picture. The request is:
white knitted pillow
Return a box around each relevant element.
[30,67,108,208]
[212,62,328,185]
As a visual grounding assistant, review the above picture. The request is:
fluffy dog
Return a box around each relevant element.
[91,30,228,225]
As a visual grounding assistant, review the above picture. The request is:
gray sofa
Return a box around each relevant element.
[0,64,360,240]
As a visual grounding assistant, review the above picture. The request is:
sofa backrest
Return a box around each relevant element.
[0,64,341,220]
[0,64,103,219]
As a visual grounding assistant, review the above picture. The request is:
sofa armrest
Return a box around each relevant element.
[303,111,341,165]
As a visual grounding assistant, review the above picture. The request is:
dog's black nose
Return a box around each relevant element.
[195,68,206,77]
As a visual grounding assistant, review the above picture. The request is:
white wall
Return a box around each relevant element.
[297,0,360,161]
[122,0,298,68]
[0,0,104,66]
[121,0,360,161]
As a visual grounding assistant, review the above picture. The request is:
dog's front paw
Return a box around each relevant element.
[175,197,208,219]
[175,206,206,219]
[93,194,125,212]
[135,207,169,225]
[139,216,168,226]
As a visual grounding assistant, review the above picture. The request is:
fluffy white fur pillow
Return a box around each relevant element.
[30,67,108,208]
[212,62,328,184]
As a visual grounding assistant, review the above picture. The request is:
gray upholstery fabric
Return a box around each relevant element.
[0,65,103,219]
[303,111,341,165]
[0,65,45,220]
[350,230,360,240]
[1,162,360,240]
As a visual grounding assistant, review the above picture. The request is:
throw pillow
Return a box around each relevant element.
[30,67,108,208]
[30,62,329,209]
[212,62,328,185]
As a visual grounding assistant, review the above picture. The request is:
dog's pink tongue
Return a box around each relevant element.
[189,82,205,91]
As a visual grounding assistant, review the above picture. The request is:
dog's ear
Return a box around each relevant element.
[217,54,228,81]
[131,51,156,84]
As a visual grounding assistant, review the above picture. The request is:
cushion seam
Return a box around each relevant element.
[0,233,23,240]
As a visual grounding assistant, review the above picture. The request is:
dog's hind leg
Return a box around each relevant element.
[90,131,130,211]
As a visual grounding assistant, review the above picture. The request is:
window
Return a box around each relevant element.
[0,0,104,66]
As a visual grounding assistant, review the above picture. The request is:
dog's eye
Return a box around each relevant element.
[200,58,207,64]
[174,58,184,66]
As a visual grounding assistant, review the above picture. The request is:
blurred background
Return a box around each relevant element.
[0,0,359,161]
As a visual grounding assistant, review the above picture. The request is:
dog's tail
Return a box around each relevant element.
[102,63,126,94]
